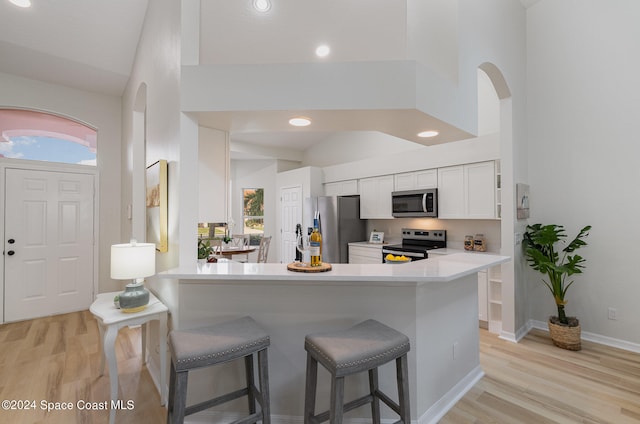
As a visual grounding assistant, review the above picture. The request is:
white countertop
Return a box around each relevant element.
[159,252,510,284]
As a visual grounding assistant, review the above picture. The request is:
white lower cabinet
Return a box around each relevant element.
[359,175,394,219]
[348,244,383,264]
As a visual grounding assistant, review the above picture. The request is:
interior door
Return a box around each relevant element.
[4,168,95,322]
[280,185,302,264]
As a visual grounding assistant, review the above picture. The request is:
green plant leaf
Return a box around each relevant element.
[523,223,591,319]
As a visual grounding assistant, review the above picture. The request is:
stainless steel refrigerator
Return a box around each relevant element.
[303,196,367,264]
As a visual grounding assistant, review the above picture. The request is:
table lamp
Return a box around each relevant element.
[111,239,156,313]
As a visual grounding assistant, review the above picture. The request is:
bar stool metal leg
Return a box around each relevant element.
[304,352,318,424]
[167,363,189,424]
[397,354,410,424]
[368,368,381,424]
[245,355,256,415]
[258,348,271,424]
[330,376,345,424]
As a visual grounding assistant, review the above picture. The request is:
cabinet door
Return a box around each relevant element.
[359,178,379,218]
[324,180,359,196]
[341,179,359,195]
[349,245,382,264]
[377,176,394,218]
[394,172,415,191]
[465,161,496,219]
[359,176,394,219]
[324,182,341,197]
[199,127,228,223]
[437,166,465,218]
[415,169,438,188]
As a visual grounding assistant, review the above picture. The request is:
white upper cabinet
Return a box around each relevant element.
[437,161,497,219]
[324,179,359,196]
[437,165,465,218]
[394,169,437,191]
[359,175,394,219]
[198,127,229,223]
[465,161,496,219]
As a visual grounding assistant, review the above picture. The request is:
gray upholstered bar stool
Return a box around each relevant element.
[304,319,410,424]
[167,316,271,424]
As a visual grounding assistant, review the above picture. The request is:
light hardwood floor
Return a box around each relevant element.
[0,310,165,424]
[442,328,640,423]
[1,311,639,423]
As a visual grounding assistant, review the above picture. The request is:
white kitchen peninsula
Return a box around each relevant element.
[157,253,509,423]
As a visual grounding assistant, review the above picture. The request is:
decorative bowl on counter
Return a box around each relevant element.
[384,254,411,264]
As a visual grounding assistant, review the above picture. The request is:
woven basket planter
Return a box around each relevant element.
[548,317,581,351]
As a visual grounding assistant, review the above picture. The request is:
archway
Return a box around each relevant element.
[478,62,518,342]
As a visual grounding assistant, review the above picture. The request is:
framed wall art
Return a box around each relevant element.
[146,159,168,252]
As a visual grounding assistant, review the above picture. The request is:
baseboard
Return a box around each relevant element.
[528,319,640,353]
[184,366,485,424]
[509,320,534,343]
[417,365,485,424]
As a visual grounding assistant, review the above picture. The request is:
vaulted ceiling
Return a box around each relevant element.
[0,0,535,158]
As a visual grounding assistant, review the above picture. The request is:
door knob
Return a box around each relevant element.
[8,239,15,244]
[7,250,15,256]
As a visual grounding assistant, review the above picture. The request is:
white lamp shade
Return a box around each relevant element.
[111,241,156,280]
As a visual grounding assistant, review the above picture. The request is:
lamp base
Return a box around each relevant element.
[119,281,150,313]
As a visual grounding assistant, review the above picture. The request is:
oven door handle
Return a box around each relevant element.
[422,193,427,212]
[382,250,426,259]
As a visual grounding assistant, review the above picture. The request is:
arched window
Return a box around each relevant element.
[0,109,96,165]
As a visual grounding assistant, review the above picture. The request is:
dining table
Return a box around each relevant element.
[217,245,257,259]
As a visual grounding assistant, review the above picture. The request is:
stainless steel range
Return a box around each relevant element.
[382,228,446,262]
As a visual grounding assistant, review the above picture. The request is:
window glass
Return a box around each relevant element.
[0,109,96,166]
[243,188,264,245]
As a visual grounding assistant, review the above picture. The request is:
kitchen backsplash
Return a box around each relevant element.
[366,218,501,252]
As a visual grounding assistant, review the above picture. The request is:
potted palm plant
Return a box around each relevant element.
[198,238,212,263]
[523,223,591,351]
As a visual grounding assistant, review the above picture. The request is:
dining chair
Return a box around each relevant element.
[232,234,251,262]
[256,236,272,263]
[210,238,222,259]
[232,234,250,247]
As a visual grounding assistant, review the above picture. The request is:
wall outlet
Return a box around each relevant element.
[608,307,617,320]
[452,341,459,360]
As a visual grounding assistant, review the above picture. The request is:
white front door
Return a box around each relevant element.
[4,168,95,322]
[280,185,302,264]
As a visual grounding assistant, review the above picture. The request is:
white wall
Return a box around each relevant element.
[0,71,122,294]
[526,0,640,345]
[301,131,421,168]
[231,159,279,262]
[199,0,407,64]
[121,0,181,276]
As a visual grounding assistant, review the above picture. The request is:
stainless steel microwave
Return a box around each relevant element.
[391,188,438,218]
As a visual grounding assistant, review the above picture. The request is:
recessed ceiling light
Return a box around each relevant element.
[315,45,331,57]
[417,130,439,138]
[289,117,311,127]
[9,0,31,8]
[253,0,271,12]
